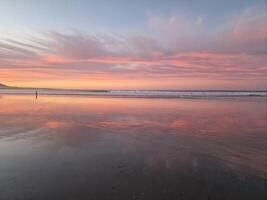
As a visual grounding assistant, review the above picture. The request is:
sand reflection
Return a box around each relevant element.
[0,95,266,199]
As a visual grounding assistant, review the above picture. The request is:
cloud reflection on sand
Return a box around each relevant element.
[0,95,266,177]
[0,95,266,200]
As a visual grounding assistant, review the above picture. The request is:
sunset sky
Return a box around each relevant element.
[0,0,266,90]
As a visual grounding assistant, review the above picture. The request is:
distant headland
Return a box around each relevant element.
[0,83,10,88]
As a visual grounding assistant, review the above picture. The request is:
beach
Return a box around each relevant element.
[0,88,267,97]
[0,94,266,200]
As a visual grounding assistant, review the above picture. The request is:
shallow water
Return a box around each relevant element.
[1,88,267,97]
[0,95,266,200]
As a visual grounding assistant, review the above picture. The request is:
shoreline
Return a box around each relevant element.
[1,88,267,98]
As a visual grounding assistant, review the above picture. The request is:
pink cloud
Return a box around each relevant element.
[43,55,70,64]
[0,6,266,89]
[216,7,267,54]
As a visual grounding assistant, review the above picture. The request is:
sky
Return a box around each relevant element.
[0,0,266,90]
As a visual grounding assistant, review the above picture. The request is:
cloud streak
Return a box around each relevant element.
[0,6,266,89]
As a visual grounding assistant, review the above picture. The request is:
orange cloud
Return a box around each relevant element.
[44,55,69,64]
[46,121,73,129]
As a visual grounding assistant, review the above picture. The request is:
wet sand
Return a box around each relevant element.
[0,95,266,200]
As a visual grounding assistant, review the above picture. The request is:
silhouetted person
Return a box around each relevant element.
[35,90,38,99]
